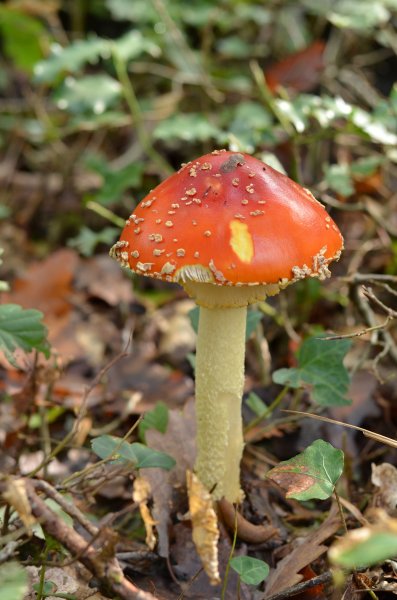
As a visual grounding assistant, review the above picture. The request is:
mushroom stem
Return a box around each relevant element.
[195,304,247,502]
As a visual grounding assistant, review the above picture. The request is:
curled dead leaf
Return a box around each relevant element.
[3,478,35,529]
[132,477,157,550]
[186,470,220,585]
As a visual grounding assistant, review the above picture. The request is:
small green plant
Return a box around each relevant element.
[0,561,28,600]
[273,336,352,407]
[267,439,344,501]
[91,434,175,470]
[229,555,270,585]
[0,304,50,365]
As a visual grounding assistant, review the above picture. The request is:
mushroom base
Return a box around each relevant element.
[194,304,247,502]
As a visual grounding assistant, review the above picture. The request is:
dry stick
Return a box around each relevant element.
[25,481,159,600]
[283,410,397,449]
[262,571,333,600]
[27,346,130,478]
[32,480,98,536]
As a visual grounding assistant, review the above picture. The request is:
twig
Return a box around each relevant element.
[27,347,130,478]
[320,317,392,341]
[32,480,98,536]
[24,480,159,600]
[362,286,397,318]
[263,570,333,600]
[112,48,173,178]
[283,410,397,449]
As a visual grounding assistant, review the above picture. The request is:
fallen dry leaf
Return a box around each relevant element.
[187,470,220,586]
[265,41,325,94]
[265,504,340,597]
[371,463,397,514]
[133,476,157,550]
[142,399,196,557]
[3,478,35,529]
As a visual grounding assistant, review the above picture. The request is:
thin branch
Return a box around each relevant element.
[263,571,333,600]
[25,480,159,600]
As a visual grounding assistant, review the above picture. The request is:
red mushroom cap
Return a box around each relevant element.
[110,150,343,287]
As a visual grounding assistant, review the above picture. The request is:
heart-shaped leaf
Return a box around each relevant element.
[273,336,351,406]
[267,439,344,501]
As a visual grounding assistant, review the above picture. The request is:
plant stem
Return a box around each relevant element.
[221,506,238,600]
[112,50,173,178]
[244,386,289,433]
[36,551,48,600]
[86,200,125,228]
[334,488,348,535]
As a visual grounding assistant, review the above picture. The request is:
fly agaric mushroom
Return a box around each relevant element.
[110,150,343,503]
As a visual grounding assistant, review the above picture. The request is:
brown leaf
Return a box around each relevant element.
[133,476,157,550]
[3,478,35,529]
[265,41,325,94]
[142,399,196,557]
[5,248,78,321]
[187,470,220,585]
[265,504,341,597]
[371,463,397,514]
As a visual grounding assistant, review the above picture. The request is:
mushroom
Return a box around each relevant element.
[110,150,343,503]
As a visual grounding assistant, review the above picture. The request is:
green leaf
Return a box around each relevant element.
[246,392,267,417]
[330,526,397,569]
[272,336,351,406]
[68,226,120,257]
[34,36,108,83]
[324,163,354,196]
[0,8,46,72]
[131,443,176,470]
[138,402,169,442]
[229,556,269,585]
[53,74,121,114]
[0,304,50,363]
[350,156,383,177]
[0,562,28,600]
[328,1,390,30]
[91,435,176,470]
[111,29,160,62]
[228,101,274,152]
[246,309,263,339]
[267,439,344,501]
[85,155,144,205]
[33,581,57,595]
[154,113,222,143]
[188,306,200,334]
[106,0,158,22]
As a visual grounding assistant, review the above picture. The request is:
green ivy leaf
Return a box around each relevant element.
[324,163,354,196]
[0,304,50,363]
[53,74,121,114]
[138,402,169,442]
[246,392,267,417]
[34,36,108,83]
[229,556,269,585]
[154,113,222,143]
[0,562,28,600]
[91,435,175,470]
[0,8,47,73]
[330,524,397,569]
[85,155,144,205]
[267,439,344,501]
[68,226,120,257]
[272,336,351,406]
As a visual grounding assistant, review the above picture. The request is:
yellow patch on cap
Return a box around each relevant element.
[229,220,254,263]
